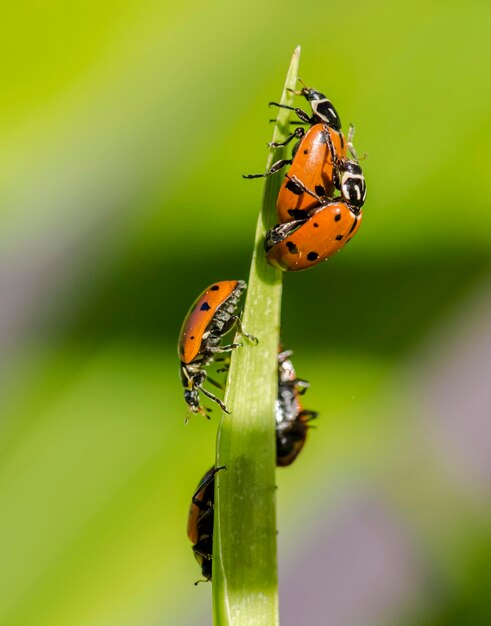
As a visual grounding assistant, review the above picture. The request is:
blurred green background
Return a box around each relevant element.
[1,1,490,625]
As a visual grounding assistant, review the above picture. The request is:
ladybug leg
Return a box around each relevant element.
[213,355,231,374]
[285,174,324,203]
[208,342,242,354]
[323,125,338,163]
[268,102,313,124]
[347,123,359,161]
[278,349,294,363]
[213,355,230,373]
[282,377,310,394]
[347,123,362,160]
[227,315,258,344]
[299,409,318,422]
[268,127,304,149]
[347,123,356,145]
[185,404,211,423]
[346,124,367,162]
[199,385,230,413]
[269,119,308,125]
[264,219,306,251]
[216,314,258,345]
[242,158,292,179]
[206,376,225,390]
[294,377,310,392]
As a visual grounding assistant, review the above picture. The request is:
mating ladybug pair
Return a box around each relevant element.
[188,349,318,582]
[244,81,367,271]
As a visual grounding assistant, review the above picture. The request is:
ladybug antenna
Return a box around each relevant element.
[288,77,310,96]
[194,578,208,586]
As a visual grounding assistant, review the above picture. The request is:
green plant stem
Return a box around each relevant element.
[213,47,301,626]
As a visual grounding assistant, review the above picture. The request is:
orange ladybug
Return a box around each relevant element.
[178,280,257,417]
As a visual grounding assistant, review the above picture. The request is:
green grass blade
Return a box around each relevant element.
[212,46,301,626]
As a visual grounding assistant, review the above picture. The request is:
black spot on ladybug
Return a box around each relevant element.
[286,241,299,255]
[313,222,319,228]
[336,235,343,241]
[200,302,211,311]
[190,336,195,340]
[210,285,220,291]
[315,185,325,196]
[288,208,308,220]
[307,251,319,261]
[303,149,309,154]
[285,179,303,196]
[334,213,341,222]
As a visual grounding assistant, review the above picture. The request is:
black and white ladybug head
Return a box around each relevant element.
[301,88,342,131]
[339,161,366,210]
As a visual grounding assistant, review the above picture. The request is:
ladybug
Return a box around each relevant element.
[264,176,362,272]
[178,280,257,417]
[243,80,342,181]
[275,123,347,223]
[187,465,225,584]
[276,349,318,466]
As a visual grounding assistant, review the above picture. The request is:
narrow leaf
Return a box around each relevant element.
[213,46,301,626]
